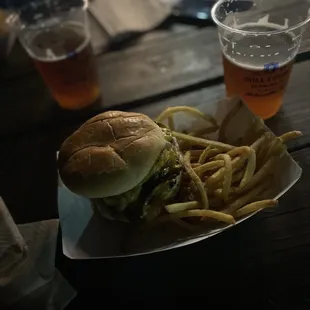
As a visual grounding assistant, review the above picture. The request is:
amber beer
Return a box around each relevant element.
[220,25,297,119]
[212,0,310,119]
[223,55,294,119]
[28,23,100,109]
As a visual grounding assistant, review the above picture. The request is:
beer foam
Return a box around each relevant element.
[222,52,293,71]
[24,22,91,62]
[232,15,289,33]
[222,20,299,71]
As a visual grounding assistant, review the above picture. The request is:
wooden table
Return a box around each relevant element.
[2,18,310,308]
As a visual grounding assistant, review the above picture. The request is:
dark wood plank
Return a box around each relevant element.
[4,19,310,86]
[3,25,310,139]
[130,83,225,117]
[0,27,222,137]
[1,15,194,80]
[0,41,34,80]
[92,26,222,105]
[2,57,310,147]
[266,59,310,149]
[0,93,309,304]
[0,132,59,224]
[229,147,310,301]
[131,59,310,150]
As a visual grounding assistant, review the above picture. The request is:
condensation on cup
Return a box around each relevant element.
[212,0,310,119]
[17,0,100,110]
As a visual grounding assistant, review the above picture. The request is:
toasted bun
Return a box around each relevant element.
[58,111,166,198]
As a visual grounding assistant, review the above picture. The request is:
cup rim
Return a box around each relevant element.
[6,0,89,31]
[18,0,89,12]
[211,0,310,36]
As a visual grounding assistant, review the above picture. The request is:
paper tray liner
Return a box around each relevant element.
[58,97,302,258]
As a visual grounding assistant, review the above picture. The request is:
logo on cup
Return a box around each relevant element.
[264,62,279,71]
[67,51,77,59]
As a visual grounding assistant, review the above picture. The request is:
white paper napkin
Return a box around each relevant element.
[0,198,76,309]
[88,0,174,37]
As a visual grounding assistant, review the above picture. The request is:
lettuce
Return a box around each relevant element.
[98,130,182,222]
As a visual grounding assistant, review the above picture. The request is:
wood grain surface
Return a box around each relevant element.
[0,133,59,223]
[2,8,310,306]
[2,24,310,140]
[132,59,310,150]
[2,45,310,144]
[3,17,310,80]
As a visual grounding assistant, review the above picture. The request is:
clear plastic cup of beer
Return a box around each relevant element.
[16,0,100,110]
[211,0,310,119]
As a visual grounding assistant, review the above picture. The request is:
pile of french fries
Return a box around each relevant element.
[154,104,302,230]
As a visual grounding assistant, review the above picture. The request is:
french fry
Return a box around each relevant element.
[189,150,204,161]
[148,105,303,232]
[156,106,218,126]
[184,152,209,209]
[232,170,245,184]
[168,116,175,131]
[224,181,269,214]
[239,148,256,189]
[215,154,232,201]
[158,210,235,225]
[251,133,273,168]
[193,160,224,174]
[191,163,201,168]
[279,131,302,143]
[205,168,224,187]
[173,132,235,151]
[251,133,273,161]
[234,200,278,218]
[189,126,219,137]
[232,153,249,172]
[190,150,204,156]
[198,146,211,164]
[165,201,200,213]
[198,147,222,164]
[205,179,222,190]
[213,188,226,199]
[251,132,273,152]
[258,137,284,169]
[236,157,276,194]
[206,153,248,187]
[213,187,236,199]
[227,146,251,157]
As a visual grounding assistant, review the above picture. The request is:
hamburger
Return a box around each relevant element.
[58,111,183,223]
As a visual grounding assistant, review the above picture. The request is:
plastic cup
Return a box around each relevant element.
[16,0,100,110]
[212,0,310,119]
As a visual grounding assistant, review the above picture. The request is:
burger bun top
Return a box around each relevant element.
[58,111,167,198]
